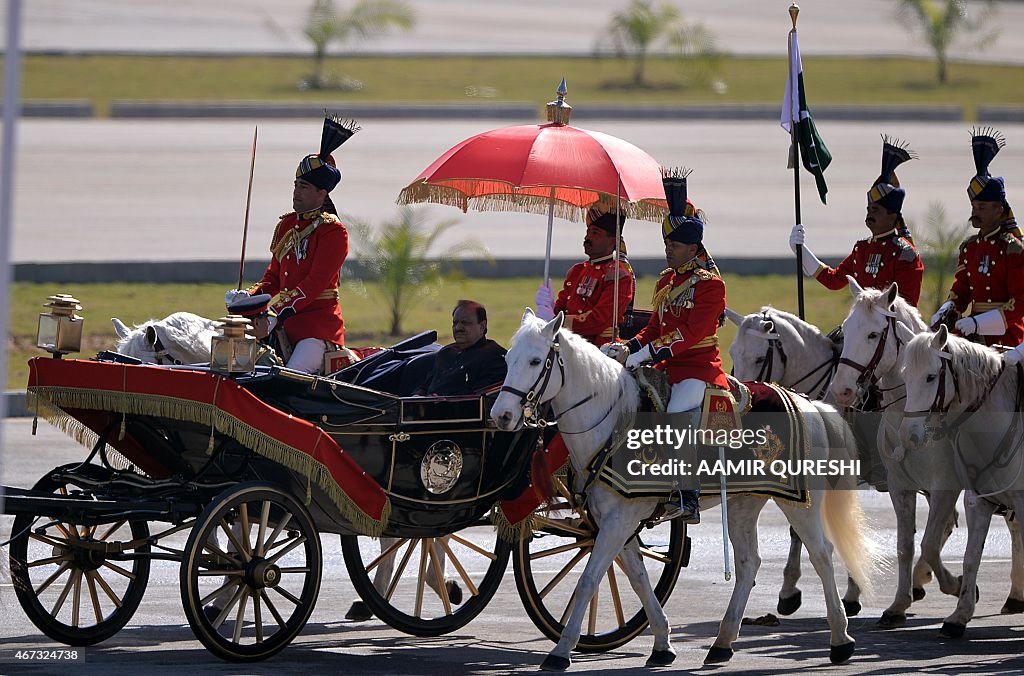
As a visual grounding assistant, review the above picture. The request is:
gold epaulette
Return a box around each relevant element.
[693,268,714,281]
[319,212,340,225]
[1003,232,1024,254]
[659,267,673,277]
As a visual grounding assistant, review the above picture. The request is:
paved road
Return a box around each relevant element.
[6,0,1024,64]
[2,418,1023,674]
[12,118,1024,263]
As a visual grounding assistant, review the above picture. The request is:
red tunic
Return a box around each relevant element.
[626,264,729,388]
[554,254,635,345]
[949,228,1024,347]
[812,230,923,307]
[248,209,348,346]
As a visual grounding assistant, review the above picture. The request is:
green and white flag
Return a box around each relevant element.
[781,29,831,204]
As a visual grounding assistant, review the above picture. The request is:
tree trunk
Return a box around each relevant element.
[312,45,326,89]
[937,51,948,84]
[632,50,647,87]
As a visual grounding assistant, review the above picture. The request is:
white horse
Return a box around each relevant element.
[492,309,875,670]
[112,311,460,620]
[899,326,1024,637]
[831,279,1024,626]
[727,306,866,616]
[112,312,219,365]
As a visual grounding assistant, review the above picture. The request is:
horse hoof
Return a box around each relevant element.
[777,590,802,616]
[830,641,855,664]
[345,600,373,622]
[912,586,926,602]
[704,646,734,664]
[646,649,676,667]
[877,612,906,629]
[540,655,571,672]
[939,622,966,639]
[843,599,862,617]
[445,579,464,606]
[1001,597,1024,615]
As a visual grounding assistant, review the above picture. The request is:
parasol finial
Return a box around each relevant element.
[546,78,573,126]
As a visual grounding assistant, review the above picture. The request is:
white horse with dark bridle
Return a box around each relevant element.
[900,325,1024,637]
[831,279,1024,626]
[492,308,876,670]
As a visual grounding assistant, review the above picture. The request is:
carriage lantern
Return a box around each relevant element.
[210,315,258,374]
[36,294,84,357]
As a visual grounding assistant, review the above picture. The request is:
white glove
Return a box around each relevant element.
[789,223,806,253]
[601,342,629,364]
[1004,344,1024,366]
[954,316,979,336]
[798,244,824,278]
[225,288,250,307]
[535,282,555,321]
[963,308,1006,336]
[930,301,954,327]
[624,344,653,371]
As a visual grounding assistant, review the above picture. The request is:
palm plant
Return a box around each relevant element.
[348,207,491,336]
[598,0,717,88]
[304,0,415,90]
[913,201,970,314]
[894,0,998,84]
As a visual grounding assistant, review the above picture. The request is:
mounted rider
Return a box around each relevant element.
[534,207,635,345]
[226,114,359,373]
[604,169,730,523]
[931,128,1024,348]
[790,135,924,307]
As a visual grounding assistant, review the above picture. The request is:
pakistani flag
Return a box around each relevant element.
[781,30,831,204]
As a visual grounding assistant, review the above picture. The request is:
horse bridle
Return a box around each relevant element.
[754,312,836,400]
[499,333,569,427]
[150,334,183,366]
[836,312,908,410]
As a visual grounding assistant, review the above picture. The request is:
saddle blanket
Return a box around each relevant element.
[599,382,810,504]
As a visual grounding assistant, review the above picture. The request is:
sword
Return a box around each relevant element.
[237,125,258,290]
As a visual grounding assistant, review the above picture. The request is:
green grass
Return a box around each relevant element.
[11,273,946,390]
[16,54,1024,116]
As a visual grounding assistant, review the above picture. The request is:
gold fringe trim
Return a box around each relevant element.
[493,461,570,543]
[27,385,391,536]
[397,182,668,224]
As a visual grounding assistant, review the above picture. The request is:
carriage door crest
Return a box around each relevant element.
[421,440,464,494]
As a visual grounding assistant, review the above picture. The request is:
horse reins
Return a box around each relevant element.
[499,333,598,428]
[754,312,836,401]
[151,334,183,366]
[836,312,908,411]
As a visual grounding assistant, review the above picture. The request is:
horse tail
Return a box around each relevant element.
[819,407,880,597]
[530,441,557,510]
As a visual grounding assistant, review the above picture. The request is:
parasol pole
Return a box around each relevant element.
[237,125,258,290]
[612,174,622,343]
[543,191,555,287]
[787,4,806,320]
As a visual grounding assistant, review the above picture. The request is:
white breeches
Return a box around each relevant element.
[287,338,327,373]
[666,378,706,414]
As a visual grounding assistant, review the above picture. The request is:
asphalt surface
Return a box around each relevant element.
[2,418,1024,674]
[6,0,1024,64]
[12,118,1024,263]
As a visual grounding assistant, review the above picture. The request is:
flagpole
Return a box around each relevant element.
[788,4,806,320]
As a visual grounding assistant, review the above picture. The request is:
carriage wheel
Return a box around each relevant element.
[180,482,322,662]
[341,526,511,636]
[8,463,151,646]
[513,475,688,652]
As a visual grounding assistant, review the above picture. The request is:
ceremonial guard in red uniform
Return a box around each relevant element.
[933,128,1024,348]
[226,114,359,373]
[790,136,924,306]
[535,208,635,345]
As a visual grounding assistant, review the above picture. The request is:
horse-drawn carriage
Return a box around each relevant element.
[3,301,689,662]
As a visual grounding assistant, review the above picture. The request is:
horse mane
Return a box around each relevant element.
[904,332,1009,408]
[755,306,830,346]
[115,312,218,364]
[847,287,927,332]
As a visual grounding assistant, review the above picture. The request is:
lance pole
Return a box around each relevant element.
[237,125,258,291]
[788,4,806,320]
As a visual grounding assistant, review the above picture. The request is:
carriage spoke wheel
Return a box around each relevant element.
[514,474,688,652]
[180,483,322,662]
[9,463,151,646]
[341,526,510,636]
